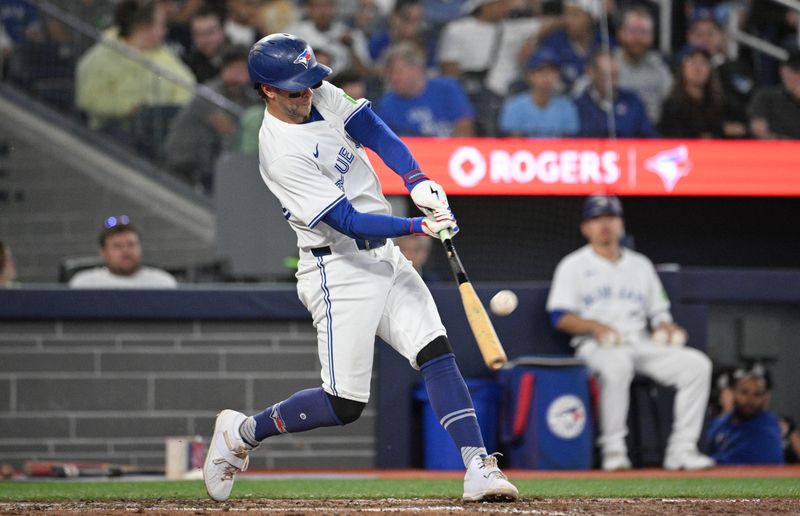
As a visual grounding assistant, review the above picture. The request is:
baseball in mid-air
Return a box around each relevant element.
[490,289,518,316]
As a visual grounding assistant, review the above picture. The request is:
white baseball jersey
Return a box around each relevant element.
[258,81,391,251]
[256,81,446,403]
[546,244,673,347]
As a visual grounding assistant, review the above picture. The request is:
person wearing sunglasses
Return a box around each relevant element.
[68,216,177,289]
[202,33,518,504]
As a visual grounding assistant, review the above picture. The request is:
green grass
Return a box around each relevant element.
[1,478,798,502]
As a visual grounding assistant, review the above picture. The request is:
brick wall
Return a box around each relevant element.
[0,319,376,470]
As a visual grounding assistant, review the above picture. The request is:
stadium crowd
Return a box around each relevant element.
[2,0,800,192]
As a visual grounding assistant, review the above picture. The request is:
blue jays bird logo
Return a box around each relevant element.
[294,48,312,68]
[645,145,692,192]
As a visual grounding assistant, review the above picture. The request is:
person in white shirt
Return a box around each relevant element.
[546,195,714,472]
[286,0,372,78]
[69,216,177,289]
[614,5,673,125]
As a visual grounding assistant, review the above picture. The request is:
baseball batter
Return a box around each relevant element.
[203,34,517,503]
[546,195,715,471]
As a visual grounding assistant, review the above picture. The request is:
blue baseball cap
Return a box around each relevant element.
[582,195,623,221]
[528,49,559,70]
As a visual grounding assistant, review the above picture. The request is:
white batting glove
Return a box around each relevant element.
[410,180,449,213]
[420,208,459,238]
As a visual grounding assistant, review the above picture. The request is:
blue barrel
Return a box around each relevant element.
[413,379,499,470]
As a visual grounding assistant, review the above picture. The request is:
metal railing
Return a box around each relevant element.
[29,0,243,117]
[643,0,673,56]
[727,0,797,61]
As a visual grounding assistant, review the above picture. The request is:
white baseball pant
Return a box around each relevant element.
[295,240,446,404]
[576,336,712,456]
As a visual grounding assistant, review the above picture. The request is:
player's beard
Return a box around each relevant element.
[274,93,314,123]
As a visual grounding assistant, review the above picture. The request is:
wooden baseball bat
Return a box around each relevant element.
[437,229,508,370]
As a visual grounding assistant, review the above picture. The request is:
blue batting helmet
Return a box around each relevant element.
[248,33,332,91]
[582,195,623,221]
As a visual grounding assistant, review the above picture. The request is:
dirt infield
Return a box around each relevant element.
[2,498,799,515]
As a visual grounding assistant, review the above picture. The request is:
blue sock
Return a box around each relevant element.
[250,387,342,442]
[420,353,486,467]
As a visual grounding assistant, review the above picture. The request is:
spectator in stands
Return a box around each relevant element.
[0,241,18,288]
[498,49,579,137]
[614,5,672,125]
[395,235,441,283]
[658,45,724,138]
[546,195,714,472]
[183,6,228,83]
[437,0,510,135]
[376,42,475,136]
[69,216,177,288]
[75,0,196,139]
[574,50,658,138]
[286,0,372,78]
[535,0,606,93]
[158,0,193,57]
[224,0,263,46]
[748,50,800,139]
[258,0,299,34]
[369,0,433,67]
[740,0,796,84]
[164,45,258,192]
[685,9,753,137]
[331,70,368,100]
[705,371,784,464]
[349,0,382,40]
[0,0,44,49]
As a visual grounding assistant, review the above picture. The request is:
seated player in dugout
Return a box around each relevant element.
[202,34,518,503]
[705,369,785,465]
[546,195,715,471]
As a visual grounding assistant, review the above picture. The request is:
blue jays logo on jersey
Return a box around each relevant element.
[294,48,312,68]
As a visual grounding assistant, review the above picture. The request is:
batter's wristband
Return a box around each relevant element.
[410,217,424,235]
[403,170,428,191]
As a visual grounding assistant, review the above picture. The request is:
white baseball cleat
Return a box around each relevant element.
[462,454,519,502]
[203,409,256,501]
[602,452,633,472]
[663,448,715,471]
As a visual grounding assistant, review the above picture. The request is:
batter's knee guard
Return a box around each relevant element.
[325,393,366,425]
[416,335,454,367]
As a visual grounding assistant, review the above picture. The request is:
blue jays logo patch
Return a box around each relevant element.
[294,48,312,68]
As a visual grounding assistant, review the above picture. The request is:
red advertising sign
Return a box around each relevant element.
[367,138,800,196]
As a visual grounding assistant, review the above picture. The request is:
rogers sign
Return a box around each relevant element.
[448,146,621,187]
[366,138,800,196]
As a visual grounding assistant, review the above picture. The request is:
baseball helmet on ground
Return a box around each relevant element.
[582,194,623,221]
[248,33,332,91]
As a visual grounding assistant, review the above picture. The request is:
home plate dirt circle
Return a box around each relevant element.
[2,498,799,515]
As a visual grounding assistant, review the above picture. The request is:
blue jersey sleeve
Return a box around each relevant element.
[322,196,424,239]
[344,104,428,191]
